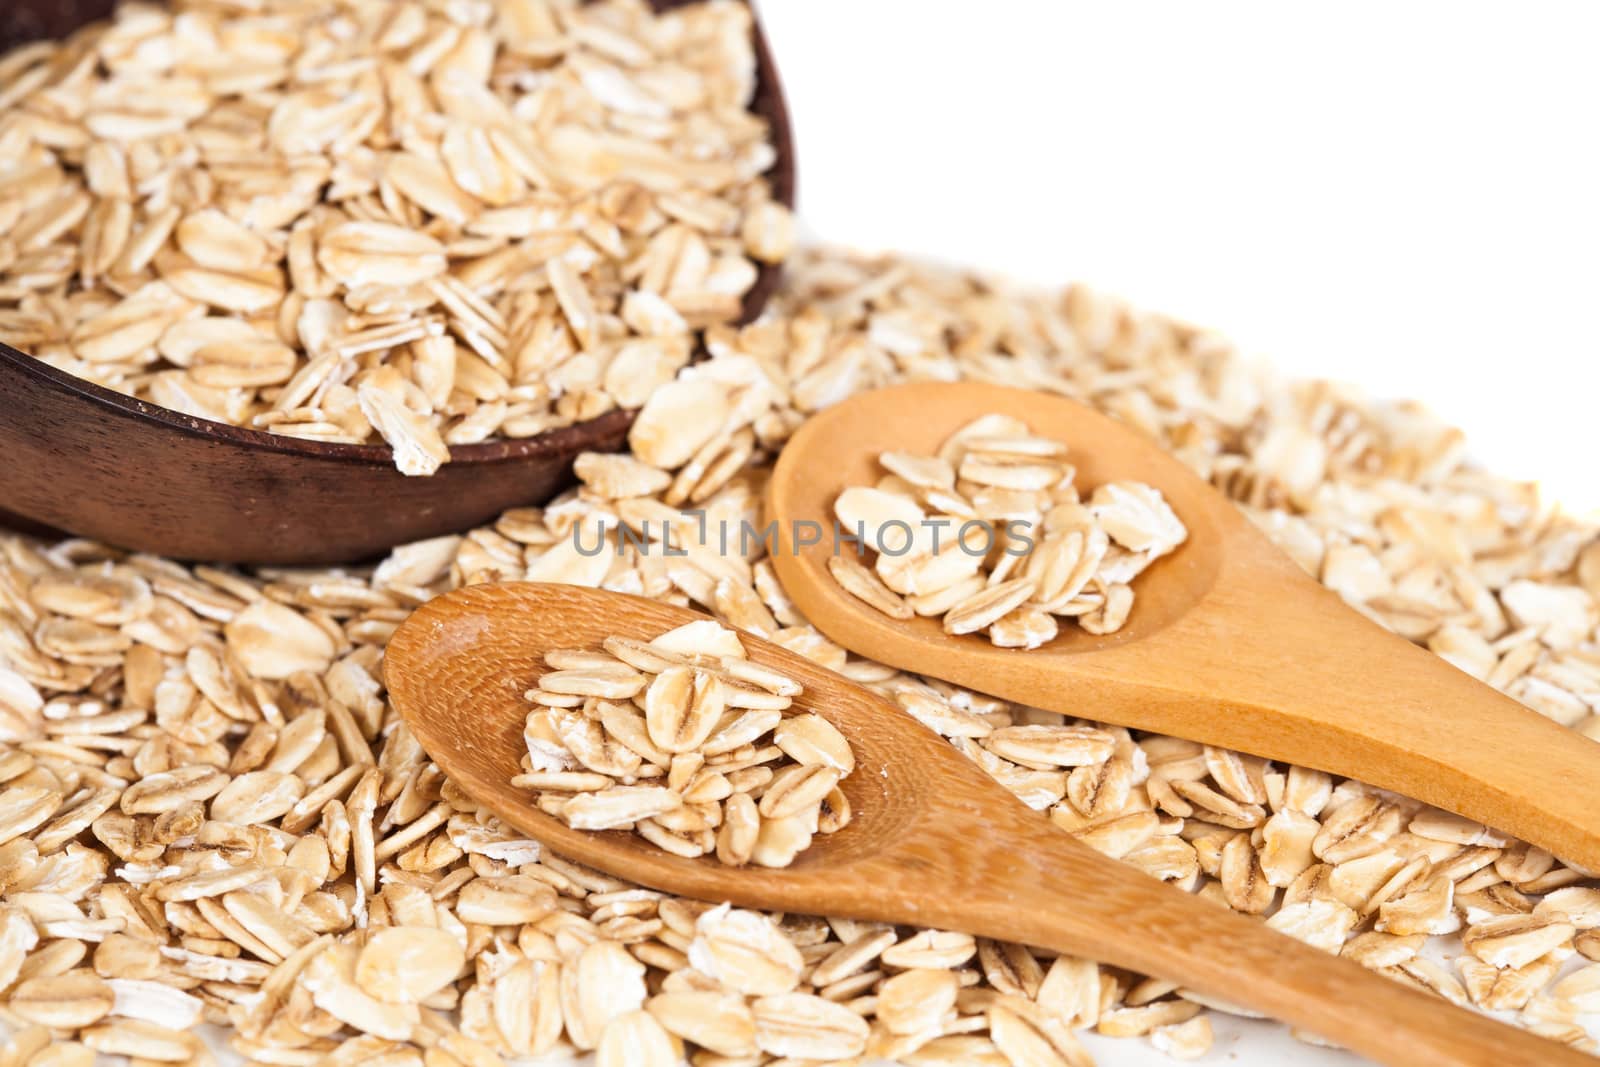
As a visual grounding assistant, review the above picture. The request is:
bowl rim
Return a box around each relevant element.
[0,341,638,468]
[0,0,795,472]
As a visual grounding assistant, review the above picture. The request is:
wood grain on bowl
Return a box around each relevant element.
[0,344,634,564]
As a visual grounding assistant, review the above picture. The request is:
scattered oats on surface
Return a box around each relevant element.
[0,247,1597,1066]
[829,416,1187,645]
[0,0,789,474]
[518,620,854,867]
[1149,1014,1214,1060]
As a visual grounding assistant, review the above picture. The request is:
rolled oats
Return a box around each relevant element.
[876,967,960,1036]
[830,418,1185,645]
[751,991,871,1059]
[0,247,1597,1066]
[690,905,803,996]
[596,1009,677,1067]
[354,926,466,1004]
[646,990,758,1057]
[519,621,854,866]
[0,0,790,474]
[990,999,1093,1067]
[1149,1015,1214,1060]
[5,971,115,1029]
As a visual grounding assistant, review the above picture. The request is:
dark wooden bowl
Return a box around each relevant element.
[0,0,794,565]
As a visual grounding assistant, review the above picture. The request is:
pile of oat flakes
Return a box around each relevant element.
[0,0,791,474]
[1,247,1598,1066]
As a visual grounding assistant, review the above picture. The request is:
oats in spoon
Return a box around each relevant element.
[829,414,1187,646]
[520,620,854,867]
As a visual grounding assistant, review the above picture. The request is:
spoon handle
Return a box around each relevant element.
[1083,555,1600,875]
[1263,589,1600,875]
[903,810,1589,1067]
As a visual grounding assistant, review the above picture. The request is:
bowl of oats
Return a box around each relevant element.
[0,0,794,564]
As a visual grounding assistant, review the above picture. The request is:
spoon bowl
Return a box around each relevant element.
[387,582,922,901]
[0,0,793,565]
[765,380,1600,875]
[386,581,1589,1067]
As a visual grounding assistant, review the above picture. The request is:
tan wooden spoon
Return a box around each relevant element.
[764,380,1600,876]
[386,582,1587,1067]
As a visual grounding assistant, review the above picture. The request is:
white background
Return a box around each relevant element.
[760,0,1600,517]
[756,2,1598,1064]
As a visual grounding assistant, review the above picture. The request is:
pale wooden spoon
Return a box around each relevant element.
[386,582,1589,1067]
[765,380,1600,876]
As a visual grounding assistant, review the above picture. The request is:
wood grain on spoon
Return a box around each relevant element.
[385,582,1589,1067]
[764,380,1600,876]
